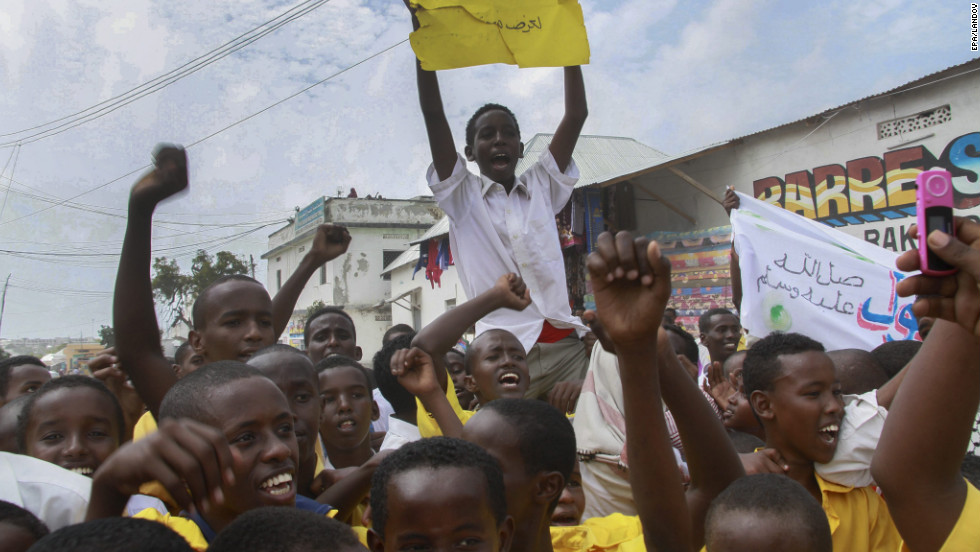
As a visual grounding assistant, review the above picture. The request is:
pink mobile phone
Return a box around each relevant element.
[915,169,957,276]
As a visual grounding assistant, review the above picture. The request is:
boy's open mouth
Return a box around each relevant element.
[491,153,510,168]
[68,466,95,477]
[497,371,522,389]
[259,472,293,497]
[818,423,839,444]
[337,417,358,433]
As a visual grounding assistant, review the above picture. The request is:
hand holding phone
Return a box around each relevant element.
[916,169,957,276]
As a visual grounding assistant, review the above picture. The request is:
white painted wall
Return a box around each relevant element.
[388,260,466,333]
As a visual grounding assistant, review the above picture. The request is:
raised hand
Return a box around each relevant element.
[89,347,144,440]
[895,217,980,337]
[702,361,734,411]
[390,347,442,398]
[722,187,739,216]
[130,145,188,211]
[586,231,672,347]
[492,273,532,311]
[308,224,351,266]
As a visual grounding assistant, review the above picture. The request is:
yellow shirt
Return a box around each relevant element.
[550,513,645,552]
[416,377,475,437]
[816,474,901,551]
[900,481,980,551]
[132,508,209,551]
[132,412,183,514]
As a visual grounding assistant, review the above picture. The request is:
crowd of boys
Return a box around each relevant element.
[1,6,979,552]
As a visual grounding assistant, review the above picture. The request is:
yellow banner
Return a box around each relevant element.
[410,0,590,70]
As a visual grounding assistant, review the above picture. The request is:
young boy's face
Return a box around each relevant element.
[755,351,843,465]
[318,365,378,454]
[463,409,539,523]
[370,466,513,552]
[3,363,51,403]
[700,314,742,363]
[209,376,299,511]
[465,110,523,187]
[446,351,475,410]
[465,330,529,405]
[173,350,205,380]
[248,353,321,466]
[551,459,585,527]
[307,313,360,363]
[191,281,275,363]
[722,391,759,434]
[24,387,120,476]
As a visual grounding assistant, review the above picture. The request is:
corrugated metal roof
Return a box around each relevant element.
[381,247,420,275]
[409,216,450,245]
[515,134,670,188]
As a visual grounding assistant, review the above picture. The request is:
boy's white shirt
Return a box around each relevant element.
[815,390,887,488]
[428,150,586,352]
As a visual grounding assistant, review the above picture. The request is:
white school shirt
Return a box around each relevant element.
[0,452,90,530]
[428,151,587,352]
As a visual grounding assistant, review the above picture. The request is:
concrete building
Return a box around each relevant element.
[382,217,465,335]
[262,196,443,362]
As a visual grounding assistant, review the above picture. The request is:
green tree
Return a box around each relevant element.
[98,325,115,347]
[0,346,9,361]
[151,250,251,328]
[305,299,327,321]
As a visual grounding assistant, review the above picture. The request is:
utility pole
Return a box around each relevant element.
[0,274,10,339]
[249,255,256,279]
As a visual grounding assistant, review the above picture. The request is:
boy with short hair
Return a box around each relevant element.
[247,345,322,498]
[88,362,332,549]
[742,332,900,550]
[410,273,531,413]
[408,4,589,401]
[697,308,742,369]
[305,307,362,364]
[314,355,379,469]
[367,436,513,552]
[115,146,350,419]
[0,356,51,406]
[704,473,832,552]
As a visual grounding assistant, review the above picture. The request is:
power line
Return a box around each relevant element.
[0,0,331,146]
[0,37,408,228]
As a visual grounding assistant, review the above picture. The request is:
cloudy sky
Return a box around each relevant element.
[0,0,974,339]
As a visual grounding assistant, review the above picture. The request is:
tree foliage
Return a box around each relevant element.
[98,325,115,347]
[151,250,251,328]
[0,346,9,361]
[305,299,327,321]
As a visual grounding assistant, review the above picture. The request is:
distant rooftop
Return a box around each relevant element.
[516,134,669,188]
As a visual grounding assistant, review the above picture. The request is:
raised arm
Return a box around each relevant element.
[587,231,691,551]
[407,2,456,181]
[872,218,980,552]
[656,330,743,549]
[113,146,186,419]
[548,66,587,173]
[411,273,531,390]
[271,224,351,336]
[391,347,464,439]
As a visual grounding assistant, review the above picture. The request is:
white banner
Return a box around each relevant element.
[731,192,920,349]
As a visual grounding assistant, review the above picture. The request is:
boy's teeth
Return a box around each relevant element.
[260,472,293,493]
[70,467,93,475]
